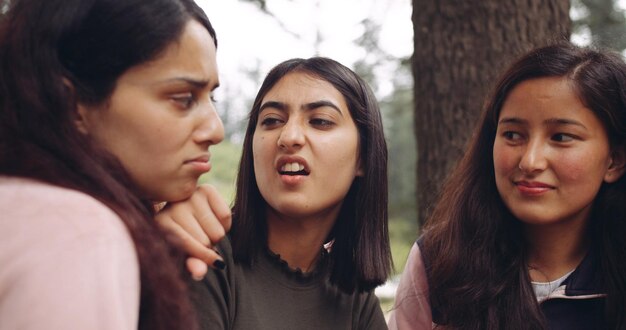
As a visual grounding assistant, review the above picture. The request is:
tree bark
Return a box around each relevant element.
[413,0,570,225]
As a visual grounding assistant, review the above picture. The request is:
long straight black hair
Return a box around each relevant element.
[0,0,217,329]
[422,42,626,329]
[230,57,392,293]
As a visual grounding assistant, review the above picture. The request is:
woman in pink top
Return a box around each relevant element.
[0,0,229,329]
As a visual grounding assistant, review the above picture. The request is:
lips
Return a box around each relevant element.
[514,180,554,195]
[185,155,210,164]
[184,154,211,173]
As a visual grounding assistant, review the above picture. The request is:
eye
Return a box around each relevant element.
[552,133,575,142]
[259,116,283,128]
[310,118,335,128]
[171,93,196,109]
[502,131,522,141]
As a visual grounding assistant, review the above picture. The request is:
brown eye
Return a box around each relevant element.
[310,118,334,128]
[503,131,522,140]
[552,133,575,142]
[260,117,283,127]
[171,93,196,109]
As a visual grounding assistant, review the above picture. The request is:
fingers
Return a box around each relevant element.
[189,186,231,247]
[154,184,231,273]
[155,203,211,248]
[197,184,232,232]
[160,219,225,270]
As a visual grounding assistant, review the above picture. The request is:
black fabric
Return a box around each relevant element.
[417,237,607,328]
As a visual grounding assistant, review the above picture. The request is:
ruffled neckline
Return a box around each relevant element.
[263,246,328,282]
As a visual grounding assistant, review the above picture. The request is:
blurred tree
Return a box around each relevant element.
[572,0,626,50]
[412,0,570,225]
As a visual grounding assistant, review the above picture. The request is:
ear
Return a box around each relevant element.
[63,77,90,135]
[74,102,91,135]
[604,148,626,183]
[355,160,364,177]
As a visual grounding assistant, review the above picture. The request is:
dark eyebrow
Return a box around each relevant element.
[259,101,286,112]
[498,117,526,125]
[303,100,343,115]
[544,118,586,129]
[259,100,344,116]
[498,117,587,129]
[157,77,218,90]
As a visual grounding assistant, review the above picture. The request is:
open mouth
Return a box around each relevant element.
[278,162,310,176]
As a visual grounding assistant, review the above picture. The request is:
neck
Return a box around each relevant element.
[524,219,589,282]
[266,206,339,273]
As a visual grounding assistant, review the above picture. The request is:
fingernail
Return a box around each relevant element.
[213,259,226,270]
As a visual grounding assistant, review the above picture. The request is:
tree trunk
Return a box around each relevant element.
[413,0,570,225]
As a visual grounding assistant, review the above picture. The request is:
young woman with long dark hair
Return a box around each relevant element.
[162,57,392,329]
[390,43,626,329]
[0,0,226,328]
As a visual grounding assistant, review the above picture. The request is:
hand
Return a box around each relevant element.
[155,184,232,280]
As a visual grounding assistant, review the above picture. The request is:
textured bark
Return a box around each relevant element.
[413,0,570,225]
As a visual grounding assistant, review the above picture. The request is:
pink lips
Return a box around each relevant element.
[184,155,211,173]
[515,180,554,196]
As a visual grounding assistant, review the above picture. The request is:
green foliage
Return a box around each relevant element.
[572,0,626,50]
[199,140,243,204]
[389,217,418,274]
[381,59,416,222]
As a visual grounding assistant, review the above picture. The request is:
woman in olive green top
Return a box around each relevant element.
[162,57,391,329]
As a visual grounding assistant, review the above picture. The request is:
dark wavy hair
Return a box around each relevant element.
[230,57,392,293]
[421,42,626,329]
[0,0,217,329]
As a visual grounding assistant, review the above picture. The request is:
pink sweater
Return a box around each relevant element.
[0,177,140,329]
[388,242,434,330]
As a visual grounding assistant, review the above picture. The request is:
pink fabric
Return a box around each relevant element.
[388,243,434,330]
[0,177,140,329]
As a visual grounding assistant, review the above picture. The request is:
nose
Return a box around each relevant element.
[518,138,547,173]
[193,101,224,147]
[277,118,305,151]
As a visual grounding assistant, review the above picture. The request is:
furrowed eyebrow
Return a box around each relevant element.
[157,77,214,89]
[259,101,287,112]
[258,100,344,116]
[303,100,343,116]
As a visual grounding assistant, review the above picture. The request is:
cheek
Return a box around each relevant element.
[252,135,269,173]
[554,153,604,183]
[492,143,517,175]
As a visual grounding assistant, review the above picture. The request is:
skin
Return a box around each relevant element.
[253,71,362,271]
[77,20,224,203]
[493,76,625,280]
[75,20,231,275]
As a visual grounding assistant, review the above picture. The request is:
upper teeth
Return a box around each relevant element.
[281,162,305,172]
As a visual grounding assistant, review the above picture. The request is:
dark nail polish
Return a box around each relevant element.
[213,259,226,270]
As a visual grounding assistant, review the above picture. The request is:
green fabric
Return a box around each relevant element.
[190,237,388,330]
